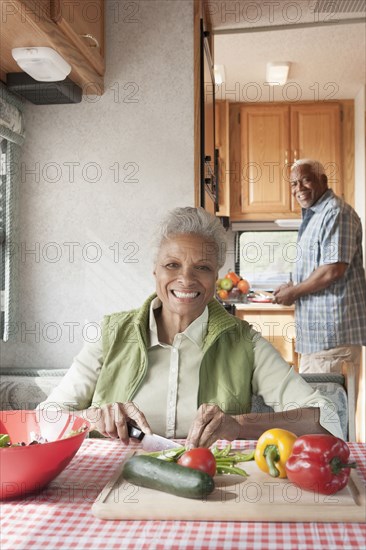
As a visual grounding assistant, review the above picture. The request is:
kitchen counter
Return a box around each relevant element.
[234,303,297,365]
[1,438,365,550]
[235,302,295,311]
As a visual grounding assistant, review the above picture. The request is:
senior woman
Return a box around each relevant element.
[39,207,343,446]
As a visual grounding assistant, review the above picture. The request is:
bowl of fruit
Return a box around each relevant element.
[0,409,90,500]
[216,271,250,303]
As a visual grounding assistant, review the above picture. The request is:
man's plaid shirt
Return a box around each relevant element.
[295,189,366,354]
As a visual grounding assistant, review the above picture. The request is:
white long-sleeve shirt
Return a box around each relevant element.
[39,300,344,439]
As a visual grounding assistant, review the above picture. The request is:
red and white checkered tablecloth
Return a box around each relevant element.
[1,439,365,550]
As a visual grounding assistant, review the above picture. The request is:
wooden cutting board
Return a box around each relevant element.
[92,451,366,523]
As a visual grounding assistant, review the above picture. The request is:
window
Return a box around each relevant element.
[237,231,298,290]
[0,137,6,316]
[0,82,25,341]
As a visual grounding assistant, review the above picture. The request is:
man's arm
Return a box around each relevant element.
[273,262,348,306]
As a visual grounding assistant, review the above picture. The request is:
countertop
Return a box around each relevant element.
[235,302,295,311]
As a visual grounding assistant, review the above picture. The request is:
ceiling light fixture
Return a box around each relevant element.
[214,64,226,85]
[11,47,71,82]
[266,62,290,86]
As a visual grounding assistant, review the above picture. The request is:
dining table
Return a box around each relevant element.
[1,438,365,550]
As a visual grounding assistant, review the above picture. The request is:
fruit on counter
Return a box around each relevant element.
[216,278,223,289]
[237,279,250,294]
[225,271,241,286]
[217,289,229,301]
[122,455,215,499]
[254,428,298,478]
[285,434,357,495]
[177,448,217,477]
[216,271,251,301]
[219,278,234,291]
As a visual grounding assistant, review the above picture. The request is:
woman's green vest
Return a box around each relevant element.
[92,294,255,415]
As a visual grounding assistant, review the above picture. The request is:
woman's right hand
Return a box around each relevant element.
[84,402,152,444]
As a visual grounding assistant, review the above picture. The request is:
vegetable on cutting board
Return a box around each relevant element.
[177,448,216,477]
[145,444,255,478]
[255,428,297,478]
[285,434,357,495]
[122,455,215,500]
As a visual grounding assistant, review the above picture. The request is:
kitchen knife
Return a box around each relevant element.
[127,423,182,452]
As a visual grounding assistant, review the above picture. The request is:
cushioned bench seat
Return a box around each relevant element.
[0,368,350,440]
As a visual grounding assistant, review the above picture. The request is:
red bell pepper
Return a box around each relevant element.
[285,434,356,495]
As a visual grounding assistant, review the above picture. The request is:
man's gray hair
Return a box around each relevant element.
[154,207,227,269]
[291,158,327,178]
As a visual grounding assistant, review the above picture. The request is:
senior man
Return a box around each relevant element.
[274,159,366,386]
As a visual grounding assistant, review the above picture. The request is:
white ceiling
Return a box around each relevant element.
[212,0,366,101]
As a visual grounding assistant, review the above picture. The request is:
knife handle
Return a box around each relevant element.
[127,422,144,441]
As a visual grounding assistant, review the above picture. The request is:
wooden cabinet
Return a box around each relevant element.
[290,103,342,210]
[50,0,104,77]
[235,305,298,367]
[0,0,105,94]
[229,102,342,220]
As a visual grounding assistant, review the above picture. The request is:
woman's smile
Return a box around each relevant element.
[154,233,219,331]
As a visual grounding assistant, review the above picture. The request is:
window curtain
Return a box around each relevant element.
[0,82,25,341]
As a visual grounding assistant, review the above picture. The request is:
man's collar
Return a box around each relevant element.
[308,188,334,213]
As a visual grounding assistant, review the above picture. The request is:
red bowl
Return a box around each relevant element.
[0,409,90,499]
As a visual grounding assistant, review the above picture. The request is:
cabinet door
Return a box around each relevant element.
[238,105,291,218]
[215,101,230,217]
[235,308,297,366]
[290,103,342,208]
[50,0,105,76]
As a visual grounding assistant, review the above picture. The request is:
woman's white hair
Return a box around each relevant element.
[153,207,227,269]
[291,158,327,178]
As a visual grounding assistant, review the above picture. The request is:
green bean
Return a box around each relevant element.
[216,465,249,477]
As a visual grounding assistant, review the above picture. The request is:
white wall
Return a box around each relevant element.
[0,0,194,369]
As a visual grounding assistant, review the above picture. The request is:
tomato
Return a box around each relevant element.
[177,448,216,477]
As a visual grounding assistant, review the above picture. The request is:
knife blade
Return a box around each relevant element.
[127,423,182,452]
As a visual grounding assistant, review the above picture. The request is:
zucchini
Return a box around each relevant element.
[122,455,215,499]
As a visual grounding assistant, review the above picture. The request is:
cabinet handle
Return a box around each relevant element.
[293,149,298,162]
[80,34,100,48]
[285,150,288,165]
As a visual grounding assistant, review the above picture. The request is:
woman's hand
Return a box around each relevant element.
[186,404,241,448]
[84,402,152,444]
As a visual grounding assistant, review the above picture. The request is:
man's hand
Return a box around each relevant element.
[273,281,296,306]
[84,402,152,444]
[186,404,241,448]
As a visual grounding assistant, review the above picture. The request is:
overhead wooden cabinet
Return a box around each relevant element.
[229,102,342,221]
[0,0,105,94]
[240,104,291,216]
[50,0,105,77]
[290,103,342,211]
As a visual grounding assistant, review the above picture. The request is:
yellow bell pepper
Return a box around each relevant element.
[255,428,297,478]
